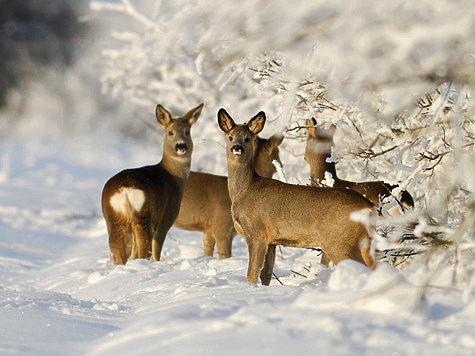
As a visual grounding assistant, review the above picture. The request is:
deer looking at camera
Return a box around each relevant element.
[101,103,203,264]
[218,108,376,285]
[305,117,414,212]
[173,134,284,258]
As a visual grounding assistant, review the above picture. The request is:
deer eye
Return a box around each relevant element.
[185,131,190,136]
[228,136,233,141]
[245,137,250,142]
[168,131,173,136]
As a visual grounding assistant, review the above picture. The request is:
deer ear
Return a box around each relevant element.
[156,104,173,126]
[307,117,318,138]
[248,111,266,135]
[269,134,284,148]
[184,103,203,126]
[217,108,235,133]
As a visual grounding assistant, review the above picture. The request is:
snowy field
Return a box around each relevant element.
[0,0,474,354]
[1,127,474,356]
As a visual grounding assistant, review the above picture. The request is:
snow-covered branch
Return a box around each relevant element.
[90,0,475,288]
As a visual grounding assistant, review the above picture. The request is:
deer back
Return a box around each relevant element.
[231,175,374,251]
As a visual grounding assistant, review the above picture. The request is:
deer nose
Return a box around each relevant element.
[231,144,244,156]
[175,143,188,155]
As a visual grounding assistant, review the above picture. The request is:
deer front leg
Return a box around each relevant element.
[260,244,276,286]
[320,252,332,267]
[246,239,268,284]
[152,224,172,262]
[152,228,169,262]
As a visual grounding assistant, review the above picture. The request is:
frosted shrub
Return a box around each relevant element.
[91,0,474,294]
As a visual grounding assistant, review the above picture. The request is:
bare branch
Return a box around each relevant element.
[355,145,398,160]
[273,273,284,286]
[290,270,308,278]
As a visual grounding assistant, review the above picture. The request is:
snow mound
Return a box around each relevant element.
[297,260,427,317]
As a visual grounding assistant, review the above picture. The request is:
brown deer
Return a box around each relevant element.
[101,103,203,264]
[173,134,284,258]
[218,108,376,285]
[305,117,414,212]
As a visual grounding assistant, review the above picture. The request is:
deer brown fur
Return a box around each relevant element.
[101,103,203,264]
[218,108,376,285]
[305,117,414,211]
[173,135,283,258]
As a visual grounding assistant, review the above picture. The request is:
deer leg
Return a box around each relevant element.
[132,223,152,260]
[107,221,129,265]
[215,228,234,259]
[124,228,136,259]
[203,232,216,257]
[109,235,128,265]
[151,227,169,262]
[260,244,276,286]
[129,236,138,259]
[320,252,332,267]
[246,239,268,284]
[359,234,376,270]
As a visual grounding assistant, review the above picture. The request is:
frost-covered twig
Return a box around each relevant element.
[91,0,158,29]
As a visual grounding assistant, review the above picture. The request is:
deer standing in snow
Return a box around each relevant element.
[101,103,203,264]
[218,108,376,285]
[304,117,414,211]
[173,134,283,258]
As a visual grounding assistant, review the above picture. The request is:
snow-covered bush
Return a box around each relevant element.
[91,0,474,293]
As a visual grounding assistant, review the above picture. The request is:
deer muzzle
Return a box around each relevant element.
[175,143,188,155]
[231,144,244,156]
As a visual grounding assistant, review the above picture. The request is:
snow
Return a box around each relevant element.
[0,0,474,354]
[1,132,474,355]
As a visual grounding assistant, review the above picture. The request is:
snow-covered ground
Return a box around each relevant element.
[1,121,474,355]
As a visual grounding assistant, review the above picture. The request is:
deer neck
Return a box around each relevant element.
[227,156,256,200]
[310,151,338,181]
[159,153,191,183]
[323,154,337,179]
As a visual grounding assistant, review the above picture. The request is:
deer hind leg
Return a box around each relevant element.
[260,244,276,286]
[203,232,216,257]
[342,233,376,270]
[246,239,268,284]
[107,221,130,265]
[132,222,152,260]
[359,234,375,270]
[129,235,138,259]
[214,226,235,259]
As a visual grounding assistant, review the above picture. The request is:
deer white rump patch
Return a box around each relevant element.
[110,188,146,215]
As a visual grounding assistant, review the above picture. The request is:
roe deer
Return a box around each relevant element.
[101,103,203,264]
[218,108,376,285]
[173,134,284,258]
[305,117,414,212]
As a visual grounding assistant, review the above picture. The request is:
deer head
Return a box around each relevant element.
[254,134,284,178]
[218,108,266,168]
[156,103,203,164]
